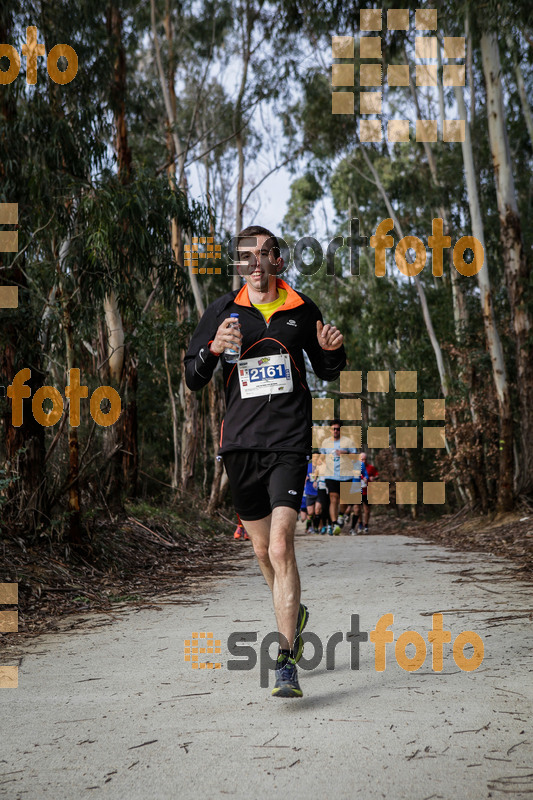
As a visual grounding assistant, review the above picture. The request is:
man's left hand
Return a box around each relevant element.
[317,320,344,351]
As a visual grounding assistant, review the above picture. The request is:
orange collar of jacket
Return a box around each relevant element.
[234,278,304,312]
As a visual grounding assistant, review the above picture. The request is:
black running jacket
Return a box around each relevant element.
[184,279,346,454]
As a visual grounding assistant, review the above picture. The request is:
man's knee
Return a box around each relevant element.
[253,541,270,564]
[269,537,295,566]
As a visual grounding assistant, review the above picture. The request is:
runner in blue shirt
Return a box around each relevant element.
[301,461,319,532]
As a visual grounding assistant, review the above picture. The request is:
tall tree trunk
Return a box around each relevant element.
[481,31,533,497]
[232,0,253,290]
[408,60,470,505]
[58,234,82,544]
[454,82,514,510]
[164,337,179,490]
[466,359,489,513]
[105,2,137,506]
[154,0,203,492]
[102,291,125,508]
[206,376,224,514]
[507,34,533,148]
[466,9,475,127]
[104,293,125,385]
[409,57,469,343]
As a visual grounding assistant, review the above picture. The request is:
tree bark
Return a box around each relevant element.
[207,378,224,514]
[59,235,82,544]
[105,3,138,505]
[454,82,514,510]
[104,292,125,384]
[164,337,179,490]
[481,31,533,497]
[156,0,202,492]
[507,34,533,148]
[232,0,253,290]
[408,61,471,504]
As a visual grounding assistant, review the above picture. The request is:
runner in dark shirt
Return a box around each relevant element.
[185,225,346,698]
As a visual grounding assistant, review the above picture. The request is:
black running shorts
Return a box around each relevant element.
[222,450,309,521]
[325,478,352,495]
[316,487,329,509]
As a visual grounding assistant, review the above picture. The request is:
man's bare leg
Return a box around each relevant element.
[242,506,300,651]
[241,514,274,591]
[269,506,300,650]
[329,492,340,523]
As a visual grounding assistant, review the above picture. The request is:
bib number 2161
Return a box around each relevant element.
[238,354,293,399]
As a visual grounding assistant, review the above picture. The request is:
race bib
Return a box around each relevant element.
[238,354,293,399]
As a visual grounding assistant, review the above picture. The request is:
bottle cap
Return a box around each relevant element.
[230,313,239,317]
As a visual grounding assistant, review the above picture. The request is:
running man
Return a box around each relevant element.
[302,460,319,532]
[313,453,330,534]
[351,453,379,533]
[320,420,359,534]
[185,225,346,698]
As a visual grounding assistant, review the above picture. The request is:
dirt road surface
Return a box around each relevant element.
[1,532,532,799]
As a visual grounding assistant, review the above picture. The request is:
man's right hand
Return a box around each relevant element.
[210,317,243,356]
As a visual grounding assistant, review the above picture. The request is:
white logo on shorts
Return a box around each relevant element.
[288,489,297,495]
[287,319,297,327]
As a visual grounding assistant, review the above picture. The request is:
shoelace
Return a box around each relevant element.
[276,658,297,681]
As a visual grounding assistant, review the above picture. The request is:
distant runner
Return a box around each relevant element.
[350,453,378,533]
[234,514,250,540]
[302,460,319,533]
[319,420,359,534]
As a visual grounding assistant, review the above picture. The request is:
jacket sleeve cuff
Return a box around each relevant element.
[208,340,223,357]
[194,345,220,378]
[322,346,346,370]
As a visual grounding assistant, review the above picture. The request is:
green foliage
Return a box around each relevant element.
[77,170,207,314]
[282,171,324,236]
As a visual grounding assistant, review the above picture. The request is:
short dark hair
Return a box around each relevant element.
[237,225,280,261]
[330,419,341,427]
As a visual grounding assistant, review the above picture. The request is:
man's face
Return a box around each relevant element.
[331,424,341,439]
[236,234,282,293]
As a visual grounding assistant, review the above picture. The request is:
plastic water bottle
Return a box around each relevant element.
[224,313,241,363]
